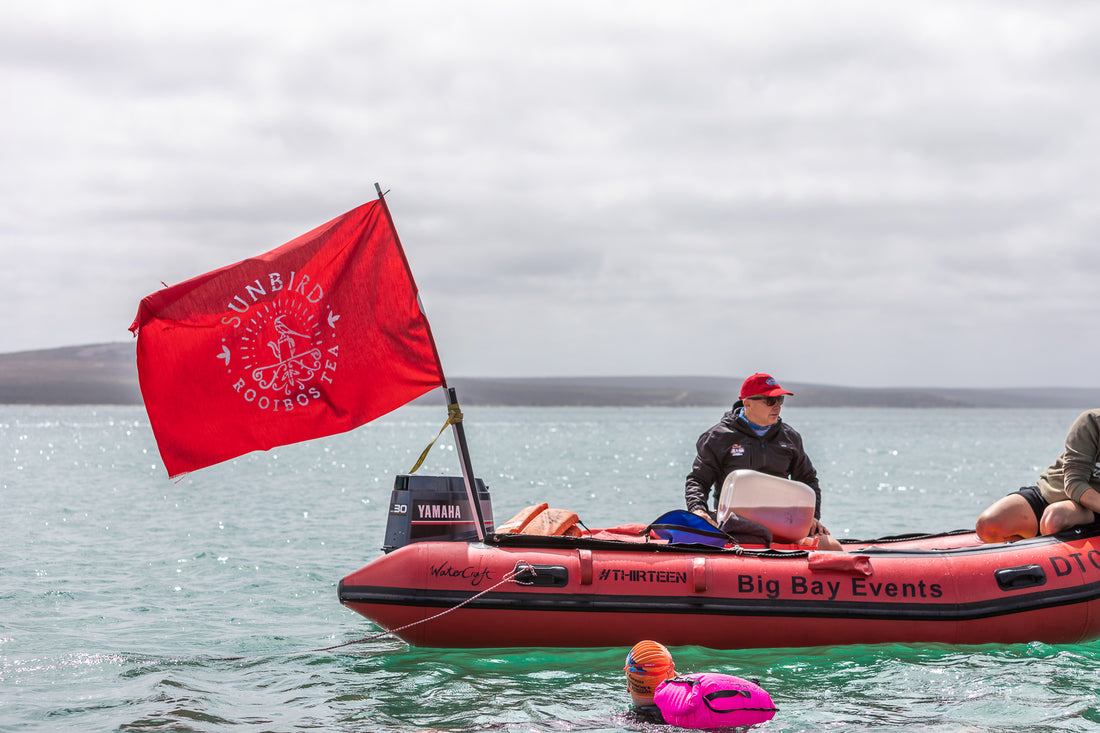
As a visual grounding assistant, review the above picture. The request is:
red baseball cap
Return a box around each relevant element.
[740,373,793,399]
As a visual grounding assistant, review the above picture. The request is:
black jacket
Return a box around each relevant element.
[684,403,821,518]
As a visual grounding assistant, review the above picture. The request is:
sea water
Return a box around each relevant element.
[2,404,1099,732]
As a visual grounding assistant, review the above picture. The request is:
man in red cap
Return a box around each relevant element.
[685,373,840,550]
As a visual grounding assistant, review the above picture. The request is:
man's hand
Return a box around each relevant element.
[691,508,719,527]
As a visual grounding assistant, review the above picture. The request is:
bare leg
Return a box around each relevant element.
[975,493,1039,543]
[1039,500,1096,535]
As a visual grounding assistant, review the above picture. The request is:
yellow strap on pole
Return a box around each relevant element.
[408,402,463,474]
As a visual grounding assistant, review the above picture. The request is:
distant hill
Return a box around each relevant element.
[425,376,1100,409]
[2,342,1100,409]
[0,343,144,405]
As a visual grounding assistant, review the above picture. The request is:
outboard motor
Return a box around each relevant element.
[383,474,494,553]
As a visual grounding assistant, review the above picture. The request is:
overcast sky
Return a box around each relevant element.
[3,1,1098,388]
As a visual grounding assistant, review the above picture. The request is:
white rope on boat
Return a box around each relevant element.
[312,561,538,653]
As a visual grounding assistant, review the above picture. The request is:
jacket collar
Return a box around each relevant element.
[722,404,783,437]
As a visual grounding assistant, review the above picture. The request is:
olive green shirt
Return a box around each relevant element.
[1037,409,1100,505]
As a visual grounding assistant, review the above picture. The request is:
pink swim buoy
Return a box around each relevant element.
[654,672,777,729]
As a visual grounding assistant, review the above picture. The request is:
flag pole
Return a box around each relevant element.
[444,387,488,542]
[374,183,488,543]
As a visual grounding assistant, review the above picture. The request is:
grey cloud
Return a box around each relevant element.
[3,1,1100,388]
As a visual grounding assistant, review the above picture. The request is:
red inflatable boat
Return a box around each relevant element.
[338,475,1100,649]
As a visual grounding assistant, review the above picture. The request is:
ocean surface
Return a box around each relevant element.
[3,403,1099,732]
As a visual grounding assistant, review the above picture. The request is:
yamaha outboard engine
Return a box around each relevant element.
[383,474,494,552]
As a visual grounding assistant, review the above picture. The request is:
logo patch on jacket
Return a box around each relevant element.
[729,444,746,457]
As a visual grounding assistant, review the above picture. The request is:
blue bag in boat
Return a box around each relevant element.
[645,510,732,547]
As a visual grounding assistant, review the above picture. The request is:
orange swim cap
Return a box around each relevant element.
[624,640,676,704]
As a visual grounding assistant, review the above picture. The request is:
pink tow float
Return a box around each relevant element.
[655,672,777,729]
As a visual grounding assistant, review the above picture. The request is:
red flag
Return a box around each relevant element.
[129,198,445,477]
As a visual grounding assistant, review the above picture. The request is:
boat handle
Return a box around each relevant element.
[994,564,1047,591]
[578,549,593,585]
[513,563,570,587]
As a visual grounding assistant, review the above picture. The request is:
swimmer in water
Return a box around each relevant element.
[623,639,778,729]
[624,640,677,723]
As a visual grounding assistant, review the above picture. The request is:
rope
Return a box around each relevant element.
[311,561,536,653]
[407,402,463,474]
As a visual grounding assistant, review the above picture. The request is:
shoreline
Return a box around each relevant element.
[3,343,1099,408]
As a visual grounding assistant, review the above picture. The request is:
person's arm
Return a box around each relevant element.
[1076,487,1100,514]
[685,435,720,515]
[1061,412,1100,506]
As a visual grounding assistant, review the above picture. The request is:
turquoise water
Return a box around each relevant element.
[3,404,1099,731]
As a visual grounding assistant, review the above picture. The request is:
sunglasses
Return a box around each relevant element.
[746,396,785,406]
